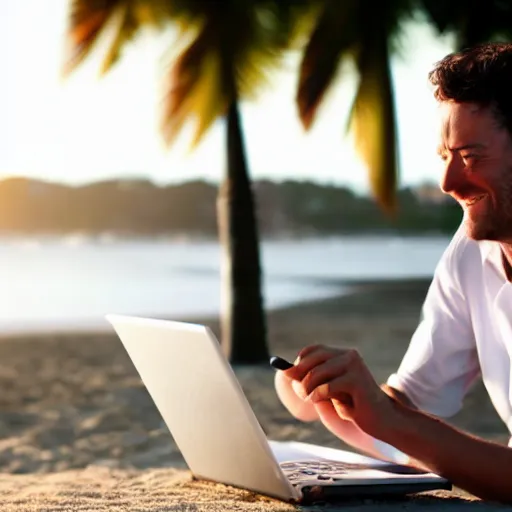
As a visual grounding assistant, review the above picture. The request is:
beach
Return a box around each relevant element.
[0,277,510,510]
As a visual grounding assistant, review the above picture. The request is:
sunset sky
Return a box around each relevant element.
[1,1,455,194]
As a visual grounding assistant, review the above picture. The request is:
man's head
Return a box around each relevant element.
[429,43,512,242]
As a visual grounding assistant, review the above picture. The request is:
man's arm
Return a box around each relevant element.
[381,383,417,409]
[374,400,512,503]
[287,343,512,503]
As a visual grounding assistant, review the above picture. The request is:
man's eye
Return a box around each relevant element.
[462,154,479,163]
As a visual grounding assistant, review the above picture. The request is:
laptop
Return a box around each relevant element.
[106,314,451,504]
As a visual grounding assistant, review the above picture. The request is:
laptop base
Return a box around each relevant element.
[300,480,453,505]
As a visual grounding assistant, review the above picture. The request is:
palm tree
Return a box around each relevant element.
[419,0,512,51]
[295,0,416,213]
[62,0,305,364]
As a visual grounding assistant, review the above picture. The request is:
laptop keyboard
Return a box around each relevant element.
[280,460,376,484]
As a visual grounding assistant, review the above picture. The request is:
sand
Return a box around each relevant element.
[0,278,511,510]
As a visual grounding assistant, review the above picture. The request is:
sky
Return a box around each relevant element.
[1,1,456,194]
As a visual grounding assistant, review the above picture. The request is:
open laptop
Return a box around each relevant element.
[106,314,451,504]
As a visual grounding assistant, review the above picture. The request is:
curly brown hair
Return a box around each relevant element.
[428,42,512,134]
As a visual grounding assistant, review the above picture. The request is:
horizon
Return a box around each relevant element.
[2,2,455,194]
[0,173,444,194]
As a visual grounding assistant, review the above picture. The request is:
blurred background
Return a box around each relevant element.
[1,1,463,340]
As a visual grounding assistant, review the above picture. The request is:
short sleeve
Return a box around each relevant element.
[386,228,480,417]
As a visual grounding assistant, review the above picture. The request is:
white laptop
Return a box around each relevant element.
[106,314,451,504]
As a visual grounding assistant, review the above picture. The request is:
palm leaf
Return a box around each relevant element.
[419,0,512,49]
[296,0,414,211]
[419,0,459,33]
[99,4,139,75]
[161,3,301,149]
[296,0,358,129]
[348,37,397,214]
[160,22,224,147]
[63,0,306,147]
[63,0,176,77]
[62,0,120,76]
[131,0,175,28]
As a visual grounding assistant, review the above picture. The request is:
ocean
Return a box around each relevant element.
[0,234,451,335]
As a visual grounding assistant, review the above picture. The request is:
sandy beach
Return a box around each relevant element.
[0,277,510,510]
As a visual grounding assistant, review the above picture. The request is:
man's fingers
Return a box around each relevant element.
[332,398,353,420]
[308,374,355,407]
[292,379,308,400]
[297,344,326,359]
[286,346,358,381]
[284,345,335,380]
[300,356,348,397]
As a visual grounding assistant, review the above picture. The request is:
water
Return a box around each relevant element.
[0,234,451,335]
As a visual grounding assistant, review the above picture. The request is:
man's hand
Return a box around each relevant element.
[274,369,319,422]
[281,345,512,503]
[274,354,414,463]
[283,344,395,436]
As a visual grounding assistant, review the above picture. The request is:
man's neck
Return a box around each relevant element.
[500,244,512,282]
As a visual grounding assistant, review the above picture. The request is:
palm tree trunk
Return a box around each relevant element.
[216,99,269,365]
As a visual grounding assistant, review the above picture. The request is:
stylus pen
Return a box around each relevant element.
[270,356,294,370]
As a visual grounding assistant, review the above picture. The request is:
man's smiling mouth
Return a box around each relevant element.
[464,194,486,206]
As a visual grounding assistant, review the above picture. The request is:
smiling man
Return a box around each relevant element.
[275,43,512,503]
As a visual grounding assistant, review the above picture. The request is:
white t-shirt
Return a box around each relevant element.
[387,225,512,444]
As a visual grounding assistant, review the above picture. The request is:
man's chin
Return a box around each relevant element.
[463,217,496,241]
[463,216,512,242]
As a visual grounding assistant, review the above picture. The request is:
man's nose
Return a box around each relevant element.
[439,157,463,194]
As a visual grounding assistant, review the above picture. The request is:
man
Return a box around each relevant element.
[275,42,512,504]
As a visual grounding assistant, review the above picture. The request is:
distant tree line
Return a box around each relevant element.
[0,177,461,236]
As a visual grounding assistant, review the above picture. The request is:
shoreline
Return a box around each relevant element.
[0,276,433,339]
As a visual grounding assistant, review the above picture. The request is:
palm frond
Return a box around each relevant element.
[418,0,512,48]
[453,1,512,51]
[152,0,218,30]
[161,2,302,149]
[418,0,462,34]
[99,4,139,75]
[131,0,175,28]
[254,0,313,49]
[223,3,301,98]
[296,0,358,130]
[63,0,176,77]
[160,22,226,147]
[62,0,120,76]
[63,0,306,147]
[348,38,397,214]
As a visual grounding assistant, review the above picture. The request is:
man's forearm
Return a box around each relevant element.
[374,401,512,503]
[381,384,417,409]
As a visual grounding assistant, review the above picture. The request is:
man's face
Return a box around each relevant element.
[437,101,512,242]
